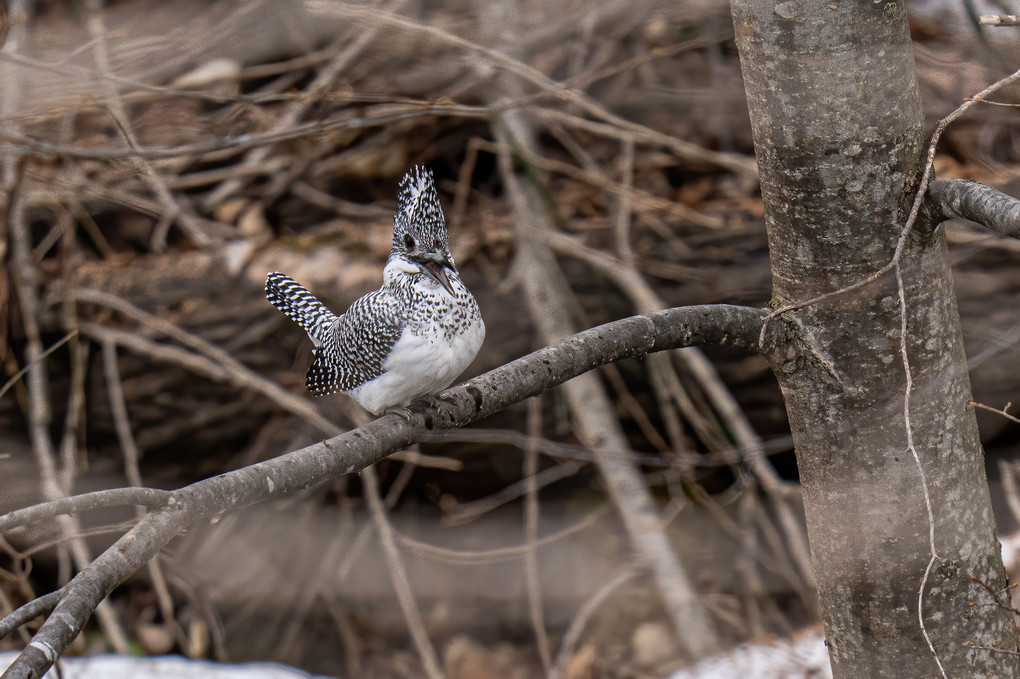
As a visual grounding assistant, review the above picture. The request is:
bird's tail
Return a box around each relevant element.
[265,272,337,346]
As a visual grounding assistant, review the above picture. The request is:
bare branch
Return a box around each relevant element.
[362,466,444,679]
[338,5,757,178]
[0,488,171,534]
[398,505,611,565]
[83,0,210,250]
[0,590,63,641]
[523,397,551,672]
[0,331,77,401]
[0,303,764,678]
[201,0,410,209]
[972,401,1020,424]
[3,103,488,160]
[549,567,638,679]
[927,179,1020,239]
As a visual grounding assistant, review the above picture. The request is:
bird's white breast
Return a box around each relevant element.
[348,300,484,415]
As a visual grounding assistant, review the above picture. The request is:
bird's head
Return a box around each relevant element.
[390,165,456,295]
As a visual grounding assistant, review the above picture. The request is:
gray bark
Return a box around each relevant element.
[730,1,1020,677]
[928,178,1020,239]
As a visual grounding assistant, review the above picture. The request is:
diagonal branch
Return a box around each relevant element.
[0,590,63,641]
[0,303,765,678]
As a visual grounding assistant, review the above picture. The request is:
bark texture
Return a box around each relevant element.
[928,178,1020,239]
[730,1,1020,677]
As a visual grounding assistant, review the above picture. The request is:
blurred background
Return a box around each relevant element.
[1,0,1019,677]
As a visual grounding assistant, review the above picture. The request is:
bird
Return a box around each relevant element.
[265,166,485,416]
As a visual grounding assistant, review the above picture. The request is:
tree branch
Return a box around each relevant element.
[927,178,1020,239]
[0,303,764,678]
[0,488,171,534]
[0,590,63,641]
[2,103,489,160]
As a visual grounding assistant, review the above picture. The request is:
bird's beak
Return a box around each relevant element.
[410,251,456,295]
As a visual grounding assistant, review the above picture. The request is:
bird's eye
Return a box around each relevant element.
[403,234,415,249]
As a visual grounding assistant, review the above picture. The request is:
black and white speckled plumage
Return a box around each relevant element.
[265,273,338,349]
[393,165,447,252]
[266,166,484,414]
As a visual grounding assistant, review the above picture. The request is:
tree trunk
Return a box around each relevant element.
[730,1,1020,677]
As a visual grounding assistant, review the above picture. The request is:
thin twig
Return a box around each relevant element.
[0,331,77,401]
[201,0,409,210]
[614,134,636,264]
[443,460,584,523]
[972,401,1020,424]
[56,209,85,498]
[549,567,638,679]
[399,506,611,566]
[100,340,179,637]
[425,427,794,468]
[524,396,551,671]
[361,465,445,679]
[4,103,490,160]
[969,642,1020,655]
[896,261,947,679]
[84,0,209,250]
[345,6,757,178]
[101,342,143,488]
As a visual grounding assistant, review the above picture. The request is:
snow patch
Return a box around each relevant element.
[670,630,831,679]
[1002,531,1020,573]
[0,653,332,679]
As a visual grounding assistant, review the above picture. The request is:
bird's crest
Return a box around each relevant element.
[394,166,448,250]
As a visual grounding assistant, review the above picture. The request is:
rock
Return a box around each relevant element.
[631,621,676,670]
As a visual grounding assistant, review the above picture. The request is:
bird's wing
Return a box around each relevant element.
[306,290,404,396]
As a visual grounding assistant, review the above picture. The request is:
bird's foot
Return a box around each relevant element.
[383,395,435,422]
[383,405,415,421]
